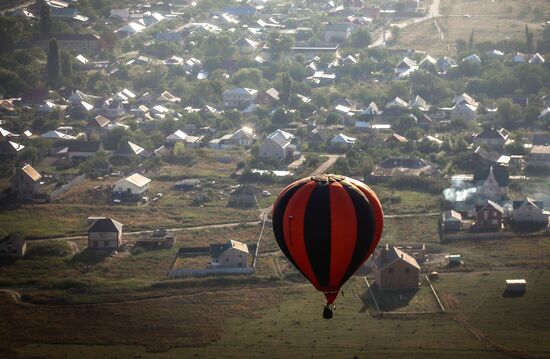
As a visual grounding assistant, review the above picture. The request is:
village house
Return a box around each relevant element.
[330,133,356,150]
[233,38,260,54]
[58,141,102,159]
[473,128,509,148]
[88,217,123,250]
[223,88,258,109]
[0,235,27,258]
[35,33,101,54]
[374,246,420,291]
[11,164,48,202]
[228,185,260,207]
[259,129,296,162]
[474,166,508,201]
[394,57,418,78]
[323,22,352,43]
[113,173,151,199]
[371,157,437,178]
[209,127,257,149]
[475,200,504,231]
[115,141,145,158]
[442,210,463,232]
[86,115,110,135]
[210,240,249,268]
[255,88,279,107]
[0,140,25,157]
[512,198,549,227]
[528,145,550,168]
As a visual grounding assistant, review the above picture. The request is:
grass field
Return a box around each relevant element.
[392,0,548,56]
[11,270,550,359]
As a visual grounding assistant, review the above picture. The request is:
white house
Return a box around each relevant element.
[330,133,356,149]
[529,145,550,168]
[395,57,418,78]
[259,129,295,161]
[462,53,481,64]
[451,102,478,122]
[529,53,545,64]
[233,38,259,54]
[113,173,151,196]
[386,97,409,109]
[166,130,188,144]
[210,240,249,268]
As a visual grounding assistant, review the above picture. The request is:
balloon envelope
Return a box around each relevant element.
[272,174,383,305]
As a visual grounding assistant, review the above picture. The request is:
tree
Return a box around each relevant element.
[468,30,475,50]
[525,25,534,53]
[497,98,522,128]
[39,0,52,35]
[267,32,294,61]
[61,50,72,76]
[350,29,372,48]
[455,39,467,54]
[47,38,60,86]
[279,72,292,105]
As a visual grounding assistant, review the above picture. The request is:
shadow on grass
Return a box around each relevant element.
[0,257,18,267]
[370,284,419,312]
[70,249,110,265]
[502,290,525,298]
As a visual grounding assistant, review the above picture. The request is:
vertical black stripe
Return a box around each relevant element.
[272,181,307,268]
[338,182,377,287]
[303,183,331,287]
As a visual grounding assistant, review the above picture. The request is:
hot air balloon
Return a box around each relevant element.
[272,174,383,319]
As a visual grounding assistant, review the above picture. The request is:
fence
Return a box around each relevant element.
[168,267,255,277]
[50,174,86,200]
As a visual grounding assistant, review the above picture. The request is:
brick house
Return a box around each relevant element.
[209,240,249,268]
[374,246,420,291]
[475,200,504,231]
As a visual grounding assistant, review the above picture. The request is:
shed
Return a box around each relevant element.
[505,279,526,292]
[448,254,461,265]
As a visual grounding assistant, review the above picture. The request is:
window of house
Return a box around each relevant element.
[238,263,243,267]
[104,241,109,246]
[93,241,98,247]
[225,258,229,262]
[213,258,219,263]
[405,268,410,273]
[238,254,242,258]
[388,268,394,274]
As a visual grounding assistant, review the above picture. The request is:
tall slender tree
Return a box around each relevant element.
[39,0,52,35]
[47,38,60,86]
[525,25,534,53]
[61,50,72,76]
[280,72,293,105]
[468,30,475,50]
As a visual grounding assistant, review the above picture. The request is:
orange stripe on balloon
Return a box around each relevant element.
[328,181,358,289]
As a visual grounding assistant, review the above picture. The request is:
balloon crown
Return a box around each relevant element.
[310,174,345,184]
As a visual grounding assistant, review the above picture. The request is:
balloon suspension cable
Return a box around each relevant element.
[323,303,335,320]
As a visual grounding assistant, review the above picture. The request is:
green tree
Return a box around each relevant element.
[350,29,372,48]
[279,72,293,105]
[39,0,52,35]
[497,98,522,128]
[47,38,60,86]
[267,32,294,61]
[61,50,72,76]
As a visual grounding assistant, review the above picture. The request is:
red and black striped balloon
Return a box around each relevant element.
[272,174,383,306]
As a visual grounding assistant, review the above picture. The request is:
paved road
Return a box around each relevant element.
[370,0,441,47]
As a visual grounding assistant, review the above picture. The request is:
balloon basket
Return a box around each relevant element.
[323,304,335,319]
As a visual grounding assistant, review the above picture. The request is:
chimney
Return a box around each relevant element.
[401,253,404,259]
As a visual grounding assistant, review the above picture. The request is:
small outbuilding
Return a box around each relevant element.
[442,210,463,232]
[448,254,462,265]
[0,235,27,258]
[505,279,526,293]
[227,185,260,207]
[113,173,151,198]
